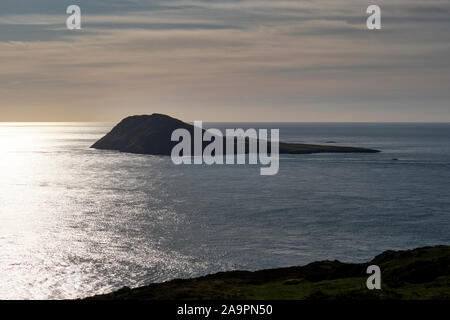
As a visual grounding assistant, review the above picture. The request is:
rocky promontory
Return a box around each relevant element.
[91,114,380,155]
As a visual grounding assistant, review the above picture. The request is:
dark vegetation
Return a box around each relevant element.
[89,245,449,300]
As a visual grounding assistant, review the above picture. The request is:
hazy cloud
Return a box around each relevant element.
[0,0,449,121]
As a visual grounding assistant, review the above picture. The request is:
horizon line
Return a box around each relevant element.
[1,121,450,124]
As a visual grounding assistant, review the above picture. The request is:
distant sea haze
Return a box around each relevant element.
[0,122,449,299]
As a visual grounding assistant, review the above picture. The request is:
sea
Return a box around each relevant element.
[0,122,449,299]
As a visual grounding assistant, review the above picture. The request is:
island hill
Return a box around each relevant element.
[91,114,380,155]
[88,245,450,300]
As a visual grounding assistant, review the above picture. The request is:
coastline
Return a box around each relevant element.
[88,245,449,300]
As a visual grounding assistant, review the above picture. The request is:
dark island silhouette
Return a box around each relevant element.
[91,114,380,155]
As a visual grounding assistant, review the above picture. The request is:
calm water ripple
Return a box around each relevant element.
[0,122,449,299]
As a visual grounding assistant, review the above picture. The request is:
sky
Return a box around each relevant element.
[0,0,449,122]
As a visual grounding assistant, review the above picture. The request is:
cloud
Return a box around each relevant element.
[0,0,449,121]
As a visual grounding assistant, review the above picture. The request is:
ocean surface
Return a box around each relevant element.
[0,122,449,299]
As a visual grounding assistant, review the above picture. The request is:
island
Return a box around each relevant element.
[91,114,380,155]
[88,245,449,300]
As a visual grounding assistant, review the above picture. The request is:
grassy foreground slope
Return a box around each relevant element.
[89,245,449,300]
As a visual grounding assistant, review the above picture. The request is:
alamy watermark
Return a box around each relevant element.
[66,5,81,30]
[65,5,381,31]
[366,265,381,290]
[366,5,382,30]
[170,121,280,176]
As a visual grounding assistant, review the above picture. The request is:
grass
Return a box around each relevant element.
[88,245,449,300]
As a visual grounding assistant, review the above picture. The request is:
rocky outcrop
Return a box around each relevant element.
[91,114,380,155]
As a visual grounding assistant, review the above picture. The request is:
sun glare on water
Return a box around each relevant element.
[0,123,84,299]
